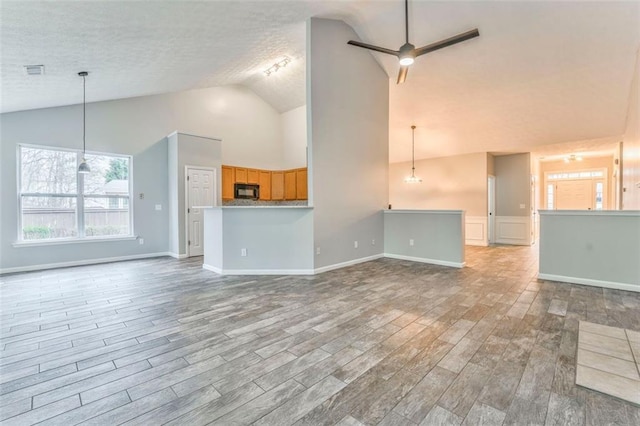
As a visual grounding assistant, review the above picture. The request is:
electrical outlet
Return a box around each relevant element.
[155,204,162,211]
[519,204,525,209]
[139,193,144,200]
[241,248,247,257]
[138,238,144,245]
[316,247,321,255]
[354,241,358,249]
[409,239,414,246]
[371,239,375,245]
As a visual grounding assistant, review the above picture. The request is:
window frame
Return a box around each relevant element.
[17,143,134,243]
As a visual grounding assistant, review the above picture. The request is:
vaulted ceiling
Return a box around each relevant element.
[2,1,638,162]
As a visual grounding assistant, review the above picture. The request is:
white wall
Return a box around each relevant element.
[281,105,308,169]
[308,18,389,270]
[539,210,640,291]
[389,152,488,216]
[0,85,283,271]
[622,50,640,210]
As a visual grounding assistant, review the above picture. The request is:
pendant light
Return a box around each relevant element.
[77,71,91,174]
[404,125,422,183]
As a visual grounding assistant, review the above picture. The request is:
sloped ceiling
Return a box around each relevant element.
[1,1,639,162]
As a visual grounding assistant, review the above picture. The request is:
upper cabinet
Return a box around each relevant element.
[259,171,271,200]
[222,165,307,201]
[248,169,259,184]
[284,170,297,200]
[222,166,234,200]
[296,168,308,200]
[234,168,248,184]
[271,172,285,200]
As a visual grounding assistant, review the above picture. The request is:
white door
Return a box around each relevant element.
[488,175,496,244]
[186,167,215,257]
[556,179,592,210]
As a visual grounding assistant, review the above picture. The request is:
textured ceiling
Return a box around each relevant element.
[2,1,639,162]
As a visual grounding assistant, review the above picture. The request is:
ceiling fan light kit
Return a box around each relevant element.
[347,0,479,84]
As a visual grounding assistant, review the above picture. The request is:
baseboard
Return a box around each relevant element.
[538,273,640,293]
[203,263,314,275]
[202,263,223,274]
[384,253,465,269]
[0,252,173,275]
[465,241,488,247]
[313,254,384,274]
[168,253,188,259]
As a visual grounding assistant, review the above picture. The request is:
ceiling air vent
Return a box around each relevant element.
[24,65,45,76]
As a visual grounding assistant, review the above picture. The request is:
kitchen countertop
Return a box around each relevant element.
[383,209,464,214]
[194,206,313,209]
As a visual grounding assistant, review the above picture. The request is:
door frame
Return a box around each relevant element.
[184,165,217,258]
[543,167,608,210]
[488,175,496,244]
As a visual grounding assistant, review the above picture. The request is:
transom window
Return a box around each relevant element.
[547,171,604,180]
[19,145,133,241]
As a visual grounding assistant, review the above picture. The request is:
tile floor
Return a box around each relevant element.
[1,245,639,425]
[577,321,640,405]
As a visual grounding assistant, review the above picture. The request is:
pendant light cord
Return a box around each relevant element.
[82,73,86,157]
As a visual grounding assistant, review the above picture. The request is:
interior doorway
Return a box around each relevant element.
[488,175,496,244]
[185,166,216,257]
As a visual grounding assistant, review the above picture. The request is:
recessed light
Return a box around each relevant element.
[24,65,45,76]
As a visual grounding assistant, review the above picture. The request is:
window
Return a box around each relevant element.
[595,182,604,210]
[547,184,554,210]
[19,145,132,241]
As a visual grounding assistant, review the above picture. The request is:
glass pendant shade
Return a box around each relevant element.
[404,172,422,183]
[78,159,91,174]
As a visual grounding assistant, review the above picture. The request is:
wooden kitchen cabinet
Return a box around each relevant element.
[222,166,235,200]
[271,172,284,200]
[234,168,248,183]
[247,169,259,184]
[222,165,307,201]
[284,170,297,200]
[259,171,271,200]
[296,168,308,200]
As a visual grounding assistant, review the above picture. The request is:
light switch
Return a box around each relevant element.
[155,204,162,211]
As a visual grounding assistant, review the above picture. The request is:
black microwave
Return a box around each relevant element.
[234,183,260,199]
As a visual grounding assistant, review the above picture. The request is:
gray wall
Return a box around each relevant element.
[495,153,531,217]
[0,85,281,271]
[308,18,389,269]
[384,211,465,266]
[539,211,640,289]
[168,133,222,256]
[203,208,314,273]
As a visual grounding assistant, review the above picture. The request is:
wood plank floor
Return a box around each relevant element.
[1,245,639,425]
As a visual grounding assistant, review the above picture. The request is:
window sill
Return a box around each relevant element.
[12,236,138,248]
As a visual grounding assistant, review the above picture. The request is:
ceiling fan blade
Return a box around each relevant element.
[347,40,399,57]
[414,28,480,57]
[397,66,408,84]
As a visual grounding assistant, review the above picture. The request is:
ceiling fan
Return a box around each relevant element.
[347,0,479,84]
